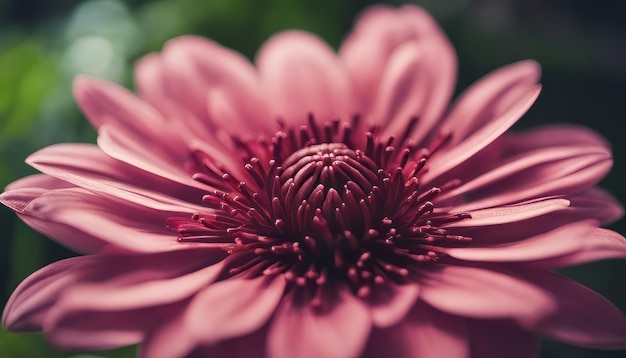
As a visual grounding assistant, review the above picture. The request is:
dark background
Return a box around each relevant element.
[0,0,625,356]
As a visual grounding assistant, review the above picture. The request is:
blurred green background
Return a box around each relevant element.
[1,0,625,356]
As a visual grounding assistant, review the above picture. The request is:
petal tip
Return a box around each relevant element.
[0,191,31,213]
[72,74,100,95]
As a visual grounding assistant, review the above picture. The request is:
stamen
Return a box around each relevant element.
[169,114,472,300]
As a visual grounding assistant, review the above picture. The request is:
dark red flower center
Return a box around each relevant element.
[168,115,471,304]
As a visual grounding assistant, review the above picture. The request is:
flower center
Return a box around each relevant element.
[168,116,471,304]
[279,143,377,239]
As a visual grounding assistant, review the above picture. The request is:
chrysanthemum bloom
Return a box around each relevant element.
[2,4,626,358]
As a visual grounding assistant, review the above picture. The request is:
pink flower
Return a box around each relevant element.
[2,4,626,357]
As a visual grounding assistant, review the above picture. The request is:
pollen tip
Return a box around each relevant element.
[357,286,371,298]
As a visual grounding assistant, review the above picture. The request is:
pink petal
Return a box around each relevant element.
[468,319,538,358]
[561,188,624,225]
[423,84,542,183]
[370,42,435,140]
[45,310,149,350]
[74,75,163,132]
[256,31,354,126]
[391,5,457,142]
[185,275,286,343]
[532,228,626,268]
[135,52,210,138]
[53,262,223,312]
[73,76,203,187]
[4,174,72,192]
[446,197,570,227]
[443,220,597,262]
[3,257,92,332]
[144,320,270,358]
[438,60,541,145]
[520,270,626,349]
[162,36,265,114]
[45,299,187,351]
[206,88,271,136]
[18,212,107,254]
[340,5,456,132]
[26,144,206,212]
[447,191,623,246]
[369,283,420,328]
[439,144,612,211]
[503,123,610,153]
[418,265,556,327]
[38,250,226,348]
[207,325,268,358]
[268,287,371,358]
[0,175,75,217]
[140,304,197,358]
[137,37,211,125]
[363,302,469,358]
[0,175,105,253]
[96,125,198,189]
[134,53,212,142]
[3,187,189,253]
[133,53,172,115]
[0,180,67,215]
[340,5,413,110]
[154,36,271,136]
[369,21,456,141]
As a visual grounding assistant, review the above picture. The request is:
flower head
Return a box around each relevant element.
[2,4,626,358]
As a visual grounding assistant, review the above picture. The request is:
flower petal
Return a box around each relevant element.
[520,270,626,349]
[3,257,92,332]
[447,191,622,246]
[423,84,542,183]
[363,302,469,358]
[0,180,108,254]
[39,250,226,347]
[4,174,72,192]
[390,5,457,142]
[443,221,597,262]
[206,326,268,358]
[45,309,149,350]
[369,283,420,328]
[185,275,286,344]
[17,211,107,254]
[133,53,173,114]
[438,60,541,145]
[26,143,205,212]
[268,287,371,358]
[54,262,224,312]
[146,36,271,137]
[468,319,538,358]
[74,76,205,187]
[1,175,72,210]
[504,123,610,152]
[370,42,435,139]
[0,175,75,215]
[207,87,271,137]
[447,197,570,227]
[256,31,354,126]
[340,4,456,134]
[142,312,270,358]
[418,265,556,326]
[565,188,623,225]
[532,228,626,268]
[3,187,190,253]
[139,304,197,358]
[340,5,413,110]
[134,53,213,142]
[439,144,612,211]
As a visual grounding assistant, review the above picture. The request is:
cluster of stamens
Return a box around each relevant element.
[168,114,471,305]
